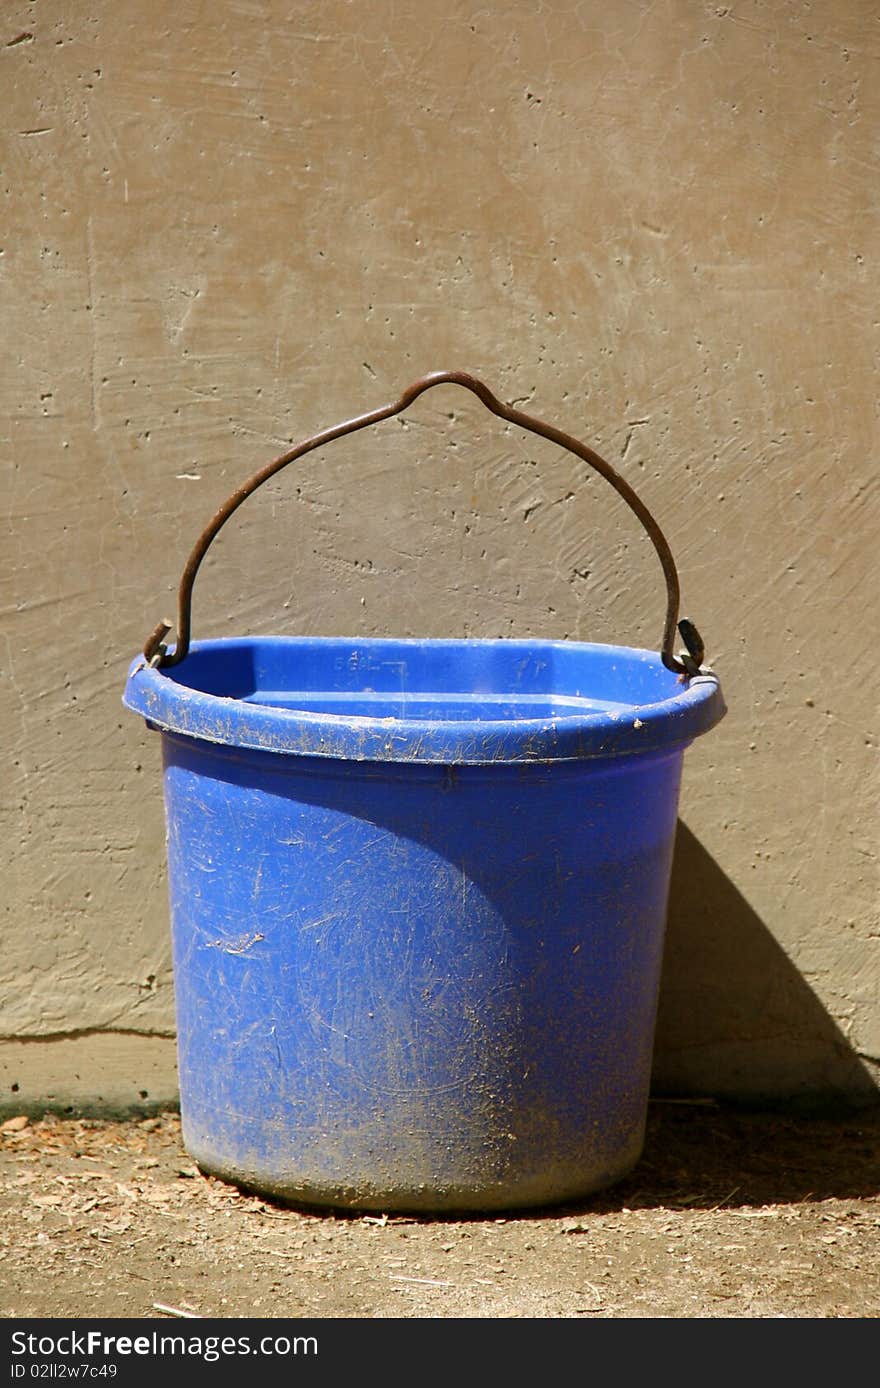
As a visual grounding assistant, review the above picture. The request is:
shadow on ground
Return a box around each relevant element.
[576,1101,880,1215]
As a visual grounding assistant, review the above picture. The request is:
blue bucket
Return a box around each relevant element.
[123,372,725,1212]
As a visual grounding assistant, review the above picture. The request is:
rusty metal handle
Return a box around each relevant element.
[144,370,704,675]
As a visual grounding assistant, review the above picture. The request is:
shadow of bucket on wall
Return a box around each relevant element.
[123,371,726,1212]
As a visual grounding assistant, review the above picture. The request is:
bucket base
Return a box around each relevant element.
[183,1129,647,1214]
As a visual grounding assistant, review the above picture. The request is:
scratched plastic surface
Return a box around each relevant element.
[123,635,725,1212]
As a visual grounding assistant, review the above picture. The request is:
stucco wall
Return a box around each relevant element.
[2,0,877,1111]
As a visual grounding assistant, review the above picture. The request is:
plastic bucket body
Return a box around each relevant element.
[124,634,725,1212]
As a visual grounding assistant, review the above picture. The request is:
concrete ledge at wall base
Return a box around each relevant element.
[651,1049,880,1118]
[0,1035,179,1119]
[2,1032,877,1122]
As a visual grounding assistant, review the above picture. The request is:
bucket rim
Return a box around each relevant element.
[123,634,726,766]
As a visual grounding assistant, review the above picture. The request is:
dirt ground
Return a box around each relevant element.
[1,1103,878,1320]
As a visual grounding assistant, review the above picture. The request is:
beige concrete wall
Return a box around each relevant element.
[2,0,877,1112]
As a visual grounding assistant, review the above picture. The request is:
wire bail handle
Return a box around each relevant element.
[143,370,706,676]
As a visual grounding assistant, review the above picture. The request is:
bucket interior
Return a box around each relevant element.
[161,637,677,722]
